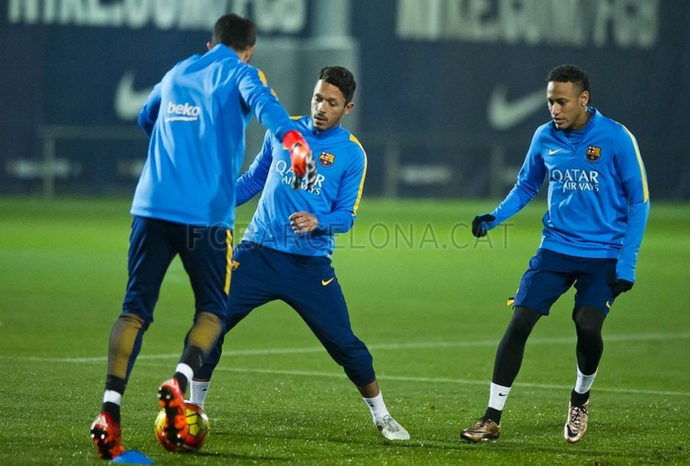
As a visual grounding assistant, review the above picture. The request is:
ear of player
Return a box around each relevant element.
[283,130,317,191]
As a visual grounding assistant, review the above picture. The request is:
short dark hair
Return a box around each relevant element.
[318,66,357,103]
[547,64,591,97]
[212,14,256,50]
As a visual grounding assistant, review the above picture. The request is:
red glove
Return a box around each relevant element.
[283,130,316,190]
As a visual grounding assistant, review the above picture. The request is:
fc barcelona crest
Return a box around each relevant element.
[586,146,601,163]
[318,151,335,167]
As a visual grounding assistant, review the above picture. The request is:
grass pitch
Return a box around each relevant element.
[0,197,688,465]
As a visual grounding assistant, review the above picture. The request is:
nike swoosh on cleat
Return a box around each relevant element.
[321,278,334,286]
[488,85,545,131]
[548,148,565,155]
[115,71,153,121]
[498,393,508,396]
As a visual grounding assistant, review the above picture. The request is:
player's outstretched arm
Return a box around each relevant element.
[473,132,547,236]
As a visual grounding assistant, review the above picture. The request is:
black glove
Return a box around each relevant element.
[611,279,634,298]
[471,214,496,238]
[608,267,634,298]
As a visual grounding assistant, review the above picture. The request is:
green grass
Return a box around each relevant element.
[0,197,688,465]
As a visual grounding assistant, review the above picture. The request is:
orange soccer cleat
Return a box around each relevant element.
[157,378,189,448]
[90,412,125,459]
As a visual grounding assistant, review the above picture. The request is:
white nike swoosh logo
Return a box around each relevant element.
[548,148,564,155]
[488,85,545,131]
[115,71,153,121]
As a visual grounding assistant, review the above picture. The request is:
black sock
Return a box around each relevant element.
[101,375,126,423]
[570,389,590,407]
[173,372,188,394]
[483,407,502,424]
[175,345,206,394]
[102,402,121,424]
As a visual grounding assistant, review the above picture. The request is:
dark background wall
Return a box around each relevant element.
[1,0,688,199]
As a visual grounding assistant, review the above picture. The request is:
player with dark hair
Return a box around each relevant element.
[461,64,649,443]
[188,65,410,441]
[89,13,315,460]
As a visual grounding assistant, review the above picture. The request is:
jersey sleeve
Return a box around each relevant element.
[486,131,547,230]
[315,143,367,234]
[236,131,274,206]
[614,126,650,282]
[137,82,162,136]
[238,67,296,141]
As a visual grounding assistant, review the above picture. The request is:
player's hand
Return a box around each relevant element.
[471,214,495,238]
[611,279,634,298]
[283,130,316,191]
[289,212,317,234]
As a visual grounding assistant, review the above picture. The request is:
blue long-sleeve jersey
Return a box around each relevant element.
[132,44,296,228]
[485,107,650,282]
[237,116,367,257]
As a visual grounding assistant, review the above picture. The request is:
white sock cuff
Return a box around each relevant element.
[488,382,511,411]
[363,392,389,420]
[189,380,210,408]
[574,366,598,394]
[103,390,122,406]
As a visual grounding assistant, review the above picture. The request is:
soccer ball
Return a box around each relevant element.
[154,403,210,452]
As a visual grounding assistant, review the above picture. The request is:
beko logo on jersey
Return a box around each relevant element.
[165,101,200,122]
[551,169,600,192]
[275,160,325,195]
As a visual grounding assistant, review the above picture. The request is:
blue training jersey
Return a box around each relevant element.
[485,107,650,282]
[132,44,296,228]
[237,116,367,257]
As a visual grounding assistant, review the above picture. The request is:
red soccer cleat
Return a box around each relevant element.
[90,412,125,459]
[157,378,189,448]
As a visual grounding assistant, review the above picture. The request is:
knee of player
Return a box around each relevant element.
[120,305,153,330]
[117,312,150,331]
[572,305,605,336]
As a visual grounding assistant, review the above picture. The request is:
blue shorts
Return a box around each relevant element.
[513,248,617,315]
[198,241,375,386]
[122,216,232,325]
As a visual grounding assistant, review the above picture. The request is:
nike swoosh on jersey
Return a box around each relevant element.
[321,277,335,286]
[115,71,153,121]
[488,85,545,131]
[548,148,565,155]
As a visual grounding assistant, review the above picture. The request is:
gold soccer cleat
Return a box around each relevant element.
[564,400,590,443]
[461,417,501,443]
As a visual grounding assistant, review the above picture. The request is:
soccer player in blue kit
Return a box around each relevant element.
[188,66,410,441]
[461,65,649,444]
[89,14,316,459]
